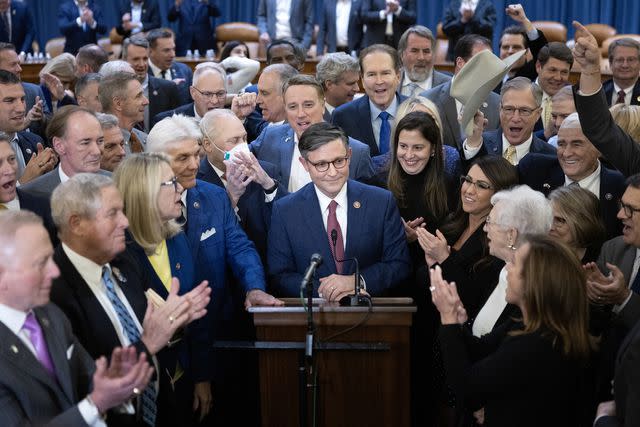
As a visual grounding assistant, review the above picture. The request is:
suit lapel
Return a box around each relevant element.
[344,181,363,266]
[281,128,295,187]
[112,258,149,321]
[198,158,224,188]
[186,185,204,261]
[441,83,461,143]
[358,97,377,155]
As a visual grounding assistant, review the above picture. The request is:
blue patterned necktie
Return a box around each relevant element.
[378,111,391,154]
[102,266,157,426]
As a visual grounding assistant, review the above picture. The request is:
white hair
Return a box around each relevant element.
[147,114,202,153]
[559,112,581,130]
[491,185,553,243]
[193,62,227,89]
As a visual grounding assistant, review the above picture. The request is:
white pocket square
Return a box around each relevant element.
[200,227,216,241]
[66,344,74,359]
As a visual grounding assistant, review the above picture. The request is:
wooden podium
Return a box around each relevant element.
[248,298,416,427]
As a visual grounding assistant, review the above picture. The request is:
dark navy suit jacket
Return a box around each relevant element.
[331,93,407,156]
[16,188,57,246]
[185,181,266,335]
[115,0,161,37]
[250,123,374,188]
[257,0,314,48]
[152,102,194,127]
[57,1,107,54]
[518,153,625,239]
[267,179,411,297]
[196,157,287,263]
[603,78,640,107]
[463,129,556,170]
[0,1,36,53]
[316,0,363,55]
[360,0,416,48]
[147,61,194,105]
[16,131,43,164]
[167,0,221,56]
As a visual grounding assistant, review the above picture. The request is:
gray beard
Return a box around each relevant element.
[405,67,430,83]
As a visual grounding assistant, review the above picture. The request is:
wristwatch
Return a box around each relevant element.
[264,179,278,194]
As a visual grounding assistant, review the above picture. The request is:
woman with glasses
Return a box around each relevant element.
[431,234,592,427]
[417,156,518,319]
[114,153,214,425]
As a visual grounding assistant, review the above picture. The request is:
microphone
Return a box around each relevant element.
[300,253,323,290]
[330,229,370,307]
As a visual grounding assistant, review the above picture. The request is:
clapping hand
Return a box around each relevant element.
[430,265,467,325]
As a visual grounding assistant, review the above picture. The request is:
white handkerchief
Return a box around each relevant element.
[66,344,74,360]
[200,227,216,241]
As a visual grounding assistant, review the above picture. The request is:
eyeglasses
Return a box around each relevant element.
[306,156,350,172]
[500,105,538,117]
[618,199,640,218]
[192,86,227,100]
[612,57,639,65]
[160,176,179,192]
[485,216,506,228]
[460,175,493,190]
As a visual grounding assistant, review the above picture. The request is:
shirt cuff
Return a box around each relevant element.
[76,17,83,27]
[526,28,539,41]
[78,398,108,427]
[379,10,386,20]
[462,139,482,160]
[577,85,603,97]
[90,20,97,30]
[264,189,277,202]
[613,290,633,314]
[394,6,403,16]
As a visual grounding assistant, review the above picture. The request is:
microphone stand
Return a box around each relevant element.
[330,229,371,307]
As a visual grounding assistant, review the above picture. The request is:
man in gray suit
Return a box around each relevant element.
[21,105,108,199]
[257,0,314,50]
[0,210,153,426]
[421,34,500,149]
[398,26,451,97]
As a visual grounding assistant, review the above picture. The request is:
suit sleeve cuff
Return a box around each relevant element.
[76,17,83,27]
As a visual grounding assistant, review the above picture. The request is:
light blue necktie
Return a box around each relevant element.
[102,266,157,426]
[378,111,391,154]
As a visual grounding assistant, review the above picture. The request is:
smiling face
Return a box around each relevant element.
[361,51,401,110]
[536,57,571,96]
[165,138,201,190]
[461,165,494,217]
[0,83,26,133]
[484,203,515,261]
[125,43,150,80]
[285,84,325,138]
[99,126,126,172]
[500,88,541,146]
[120,79,149,125]
[556,126,600,182]
[324,70,360,108]
[396,128,432,175]
[301,138,351,199]
[609,45,640,85]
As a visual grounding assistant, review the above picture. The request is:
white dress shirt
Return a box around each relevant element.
[148,60,171,80]
[369,97,399,149]
[400,70,433,97]
[472,267,508,337]
[335,0,351,48]
[288,133,312,192]
[462,133,533,164]
[564,161,601,199]
[315,182,348,251]
[612,82,634,106]
[275,0,292,39]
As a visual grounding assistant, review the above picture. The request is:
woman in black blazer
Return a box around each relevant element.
[431,234,593,427]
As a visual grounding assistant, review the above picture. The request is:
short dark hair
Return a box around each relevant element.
[500,25,529,49]
[608,38,640,61]
[46,105,96,141]
[454,34,492,62]
[359,44,401,73]
[146,28,174,49]
[626,173,640,189]
[75,72,102,96]
[0,42,15,53]
[76,44,109,72]
[283,74,324,101]
[266,39,305,66]
[298,122,349,158]
[98,72,139,112]
[538,42,574,68]
[0,69,21,85]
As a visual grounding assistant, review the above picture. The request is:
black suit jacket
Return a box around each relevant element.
[0,1,36,53]
[316,0,363,54]
[151,102,194,128]
[58,1,107,54]
[115,0,161,37]
[603,78,640,107]
[147,76,181,130]
[360,0,416,48]
[518,153,625,239]
[442,0,496,62]
[196,157,287,263]
[16,188,57,246]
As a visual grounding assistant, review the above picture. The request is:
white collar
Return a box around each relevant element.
[564,160,601,188]
[314,180,348,214]
[0,302,29,336]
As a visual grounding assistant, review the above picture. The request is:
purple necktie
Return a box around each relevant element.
[327,200,345,273]
[22,312,56,378]
[616,90,626,104]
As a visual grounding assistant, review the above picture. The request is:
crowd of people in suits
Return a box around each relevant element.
[3,0,640,427]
